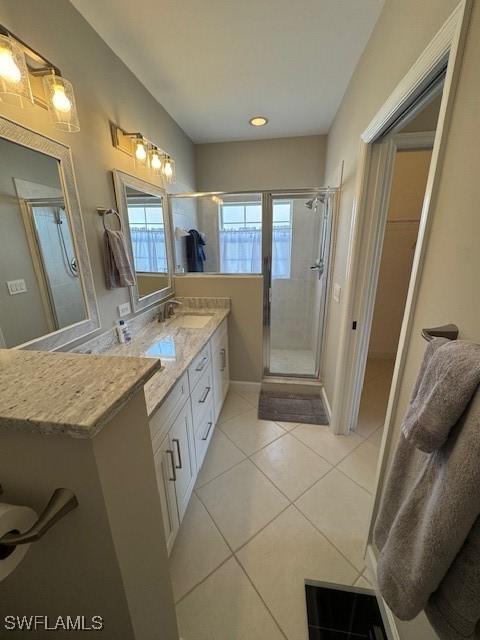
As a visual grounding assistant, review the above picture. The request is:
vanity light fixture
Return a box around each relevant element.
[133,136,148,164]
[42,74,80,132]
[110,121,177,184]
[162,155,175,184]
[0,34,33,106]
[249,116,268,127]
[0,25,80,131]
[149,147,163,173]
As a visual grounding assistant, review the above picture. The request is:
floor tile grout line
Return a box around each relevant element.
[247,450,332,506]
[334,465,374,496]
[288,425,367,468]
[290,502,365,577]
[193,456,246,493]
[232,555,289,640]
[194,455,246,491]
[173,554,233,606]
[175,392,379,621]
[230,502,292,556]
[193,486,237,556]
[219,418,288,457]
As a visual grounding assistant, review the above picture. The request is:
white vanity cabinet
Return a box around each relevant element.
[211,319,230,422]
[149,318,230,554]
[153,434,180,554]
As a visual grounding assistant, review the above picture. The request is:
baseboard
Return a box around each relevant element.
[230,380,261,388]
[366,545,400,640]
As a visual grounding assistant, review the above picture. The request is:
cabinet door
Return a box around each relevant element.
[153,434,179,555]
[170,401,196,521]
[212,327,230,422]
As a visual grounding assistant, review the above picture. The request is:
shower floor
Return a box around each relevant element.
[270,348,316,376]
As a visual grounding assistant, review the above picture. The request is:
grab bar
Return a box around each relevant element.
[0,488,78,547]
[421,323,459,342]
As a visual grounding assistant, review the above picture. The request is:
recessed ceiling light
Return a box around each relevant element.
[249,116,268,127]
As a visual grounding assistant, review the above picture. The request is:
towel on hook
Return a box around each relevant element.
[103,228,136,289]
[402,338,480,452]
[186,228,206,272]
[374,338,480,632]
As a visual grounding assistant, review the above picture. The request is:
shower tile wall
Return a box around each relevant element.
[171,197,199,272]
[270,199,320,352]
[33,208,85,328]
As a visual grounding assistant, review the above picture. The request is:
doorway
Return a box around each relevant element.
[357,143,434,438]
[262,190,334,379]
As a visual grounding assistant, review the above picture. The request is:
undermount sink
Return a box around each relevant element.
[171,314,214,329]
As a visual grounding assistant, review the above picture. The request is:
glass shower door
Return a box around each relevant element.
[263,192,331,378]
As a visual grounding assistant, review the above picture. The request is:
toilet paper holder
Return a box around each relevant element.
[0,487,78,548]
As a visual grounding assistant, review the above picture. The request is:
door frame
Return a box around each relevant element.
[262,189,335,380]
[344,130,436,439]
[330,0,472,436]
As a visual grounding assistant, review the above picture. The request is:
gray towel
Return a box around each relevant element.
[374,339,480,626]
[426,515,480,640]
[402,339,480,452]
[103,229,136,289]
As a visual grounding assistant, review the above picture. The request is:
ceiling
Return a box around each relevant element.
[72,0,384,143]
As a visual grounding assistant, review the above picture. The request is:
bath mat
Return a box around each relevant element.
[258,390,329,425]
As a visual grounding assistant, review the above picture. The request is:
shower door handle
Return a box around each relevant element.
[310,261,324,278]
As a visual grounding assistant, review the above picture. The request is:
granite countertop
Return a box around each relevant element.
[0,349,161,438]
[100,306,229,416]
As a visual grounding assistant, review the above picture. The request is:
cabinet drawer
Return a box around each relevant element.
[194,405,215,471]
[150,372,188,443]
[190,365,214,431]
[188,343,211,392]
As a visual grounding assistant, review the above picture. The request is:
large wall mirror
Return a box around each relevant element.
[113,170,174,312]
[0,117,99,350]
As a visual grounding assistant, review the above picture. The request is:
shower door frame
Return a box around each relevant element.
[262,188,335,381]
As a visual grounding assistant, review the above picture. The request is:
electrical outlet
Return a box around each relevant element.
[333,283,341,303]
[118,302,131,317]
[6,279,27,295]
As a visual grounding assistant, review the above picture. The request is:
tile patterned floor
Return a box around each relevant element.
[171,365,392,640]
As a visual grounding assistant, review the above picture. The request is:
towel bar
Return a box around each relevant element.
[97,207,122,231]
[421,324,459,342]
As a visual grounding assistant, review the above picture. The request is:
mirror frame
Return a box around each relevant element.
[0,116,100,351]
[112,170,174,312]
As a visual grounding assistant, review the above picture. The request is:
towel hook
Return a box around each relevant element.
[97,208,122,231]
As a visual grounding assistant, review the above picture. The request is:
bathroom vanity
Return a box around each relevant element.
[82,297,231,553]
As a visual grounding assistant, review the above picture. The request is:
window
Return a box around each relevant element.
[127,203,167,273]
[219,201,292,277]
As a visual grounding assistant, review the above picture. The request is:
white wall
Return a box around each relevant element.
[195,135,326,192]
[0,0,195,341]
[321,0,458,404]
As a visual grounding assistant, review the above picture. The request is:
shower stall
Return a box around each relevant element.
[262,190,334,379]
[24,200,85,330]
[168,188,335,381]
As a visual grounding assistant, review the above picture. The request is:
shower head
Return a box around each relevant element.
[305,195,325,211]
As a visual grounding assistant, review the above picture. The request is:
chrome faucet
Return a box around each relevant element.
[166,299,183,318]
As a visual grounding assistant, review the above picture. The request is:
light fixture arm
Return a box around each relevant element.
[0,23,61,77]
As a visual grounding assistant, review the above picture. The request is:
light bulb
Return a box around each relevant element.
[150,150,162,170]
[0,46,21,84]
[135,140,147,161]
[163,158,173,178]
[52,84,72,113]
